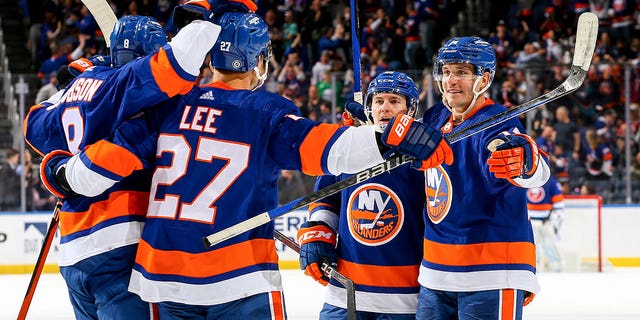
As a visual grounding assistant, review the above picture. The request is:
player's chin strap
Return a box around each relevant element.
[251,58,269,91]
[437,76,492,123]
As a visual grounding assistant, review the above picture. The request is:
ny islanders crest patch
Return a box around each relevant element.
[425,166,452,224]
[347,183,404,246]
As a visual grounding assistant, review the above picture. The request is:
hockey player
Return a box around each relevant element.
[37,12,451,320]
[298,71,446,319]
[416,36,551,320]
[527,173,565,272]
[24,15,221,319]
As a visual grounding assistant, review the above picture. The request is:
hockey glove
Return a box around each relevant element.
[523,291,535,306]
[487,132,540,179]
[57,55,111,88]
[413,140,454,170]
[380,115,453,168]
[172,0,257,29]
[40,150,75,199]
[344,100,369,125]
[297,221,337,286]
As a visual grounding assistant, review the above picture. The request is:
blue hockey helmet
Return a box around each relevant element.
[209,12,271,73]
[433,36,496,83]
[110,16,168,68]
[364,71,419,119]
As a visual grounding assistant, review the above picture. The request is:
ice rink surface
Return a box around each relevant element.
[1,268,639,319]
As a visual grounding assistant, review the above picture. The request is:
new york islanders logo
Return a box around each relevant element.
[347,183,403,246]
[527,187,545,203]
[425,166,452,224]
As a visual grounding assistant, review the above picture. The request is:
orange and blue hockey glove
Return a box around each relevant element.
[343,100,370,126]
[39,150,75,199]
[413,139,454,170]
[297,221,337,286]
[171,0,258,30]
[487,132,540,179]
[57,55,110,88]
[380,115,453,169]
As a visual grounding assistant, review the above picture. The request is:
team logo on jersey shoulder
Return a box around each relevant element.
[425,166,452,224]
[527,187,545,203]
[346,183,404,246]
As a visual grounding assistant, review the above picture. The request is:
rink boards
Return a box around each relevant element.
[1,206,639,274]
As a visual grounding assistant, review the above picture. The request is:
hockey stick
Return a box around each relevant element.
[350,0,362,105]
[81,0,118,48]
[17,201,62,320]
[274,230,356,320]
[18,4,113,317]
[202,12,598,247]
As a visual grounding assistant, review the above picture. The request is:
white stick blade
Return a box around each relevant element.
[81,0,118,47]
[203,212,272,247]
[573,12,599,71]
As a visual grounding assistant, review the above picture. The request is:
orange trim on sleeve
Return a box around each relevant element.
[23,104,46,156]
[135,238,279,278]
[308,201,337,213]
[527,203,552,211]
[337,259,419,288]
[84,140,144,177]
[299,123,341,176]
[58,191,149,236]
[149,48,195,96]
[423,238,536,267]
[551,194,564,203]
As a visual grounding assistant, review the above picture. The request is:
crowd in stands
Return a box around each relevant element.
[8,0,640,206]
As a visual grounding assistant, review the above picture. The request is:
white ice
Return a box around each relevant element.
[1,268,639,319]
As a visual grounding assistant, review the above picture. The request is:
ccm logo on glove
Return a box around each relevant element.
[297,227,336,244]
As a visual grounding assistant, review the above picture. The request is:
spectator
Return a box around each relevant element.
[0,149,22,211]
[488,19,513,68]
[584,128,614,180]
[31,174,57,211]
[311,49,332,86]
[512,41,545,70]
[404,6,421,70]
[554,105,581,162]
[282,9,298,52]
[317,100,333,123]
[35,71,59,103]
[316,70,333,103]
[415,0,438,65]
[551,144,570,182]
[37,33,88,86]
[278,56,307,99]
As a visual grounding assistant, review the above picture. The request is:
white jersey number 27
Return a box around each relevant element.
[147,134,250,224]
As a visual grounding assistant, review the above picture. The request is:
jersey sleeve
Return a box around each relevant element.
[269,112,384,176]
[64,113,159,197]
[23,91,70,156]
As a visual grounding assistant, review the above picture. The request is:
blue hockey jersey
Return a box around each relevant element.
[310,165,425,314]
[58,82,385,305]
[418,99,549,294]
[24,43,204,266]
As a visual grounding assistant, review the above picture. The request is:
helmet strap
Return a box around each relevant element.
[251,55,270,91]
[441,76,492,123]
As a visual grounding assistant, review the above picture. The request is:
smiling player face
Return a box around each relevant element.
[370,93,408,125]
